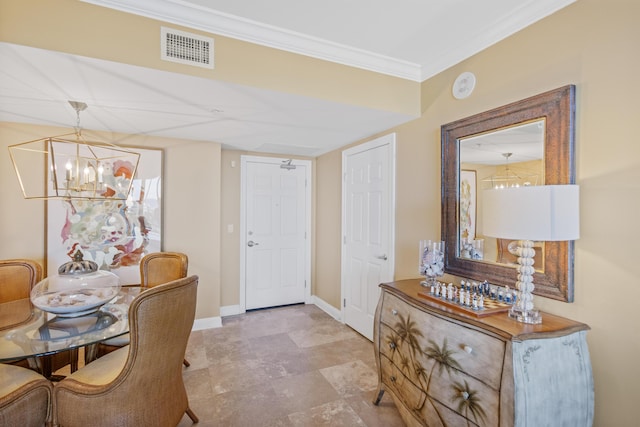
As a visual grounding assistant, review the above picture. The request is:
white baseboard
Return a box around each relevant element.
[311,295,342,322]
[192,316,222,330]
[220,304,243,317]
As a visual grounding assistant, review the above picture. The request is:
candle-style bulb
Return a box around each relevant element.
[65,160,73,181]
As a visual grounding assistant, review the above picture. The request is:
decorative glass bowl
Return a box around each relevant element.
[31,271,121,317]
[31,250,121,317]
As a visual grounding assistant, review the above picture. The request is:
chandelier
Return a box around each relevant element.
[482,152,539,189]
[8,101,140,201]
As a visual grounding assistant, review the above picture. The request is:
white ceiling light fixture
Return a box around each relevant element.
[8,101,141,201]
[452,72,476,99]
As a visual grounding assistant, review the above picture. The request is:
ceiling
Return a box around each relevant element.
[0,0,575,157]
[460,120,545,165]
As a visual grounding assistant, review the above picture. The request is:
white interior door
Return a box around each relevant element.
[342,134,395,340]
[241,157,311,311]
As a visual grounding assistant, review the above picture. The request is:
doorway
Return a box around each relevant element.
[341,134,395,340]
[240,156,312,311]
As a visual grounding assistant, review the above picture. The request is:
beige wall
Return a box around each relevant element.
[220,151,242,307]
[315,0,639,424]
[0,125,46,261]
[314,149,343,307]
[0,123,222,320]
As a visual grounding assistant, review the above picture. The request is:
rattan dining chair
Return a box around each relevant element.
[0,259,42,304]
[0,259,78,377]
[53,275,199,427]
[139,252,189,288]
[95,252,191,366]
[0,363,53,427]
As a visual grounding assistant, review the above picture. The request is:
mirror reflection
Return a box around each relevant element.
[458,120,545,267]
[441,85,576,302]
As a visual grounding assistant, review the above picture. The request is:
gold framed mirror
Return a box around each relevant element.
[441,85,576,302]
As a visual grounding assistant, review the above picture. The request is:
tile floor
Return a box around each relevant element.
[177,303,404,426]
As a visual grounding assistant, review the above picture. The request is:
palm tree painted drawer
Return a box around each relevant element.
[373,279,594,427]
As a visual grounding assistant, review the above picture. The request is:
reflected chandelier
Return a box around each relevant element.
[482,152,539,189]
[8,101,140,201]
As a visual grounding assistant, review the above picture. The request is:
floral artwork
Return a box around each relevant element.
[459,170,476,242]
[47,147,162,284]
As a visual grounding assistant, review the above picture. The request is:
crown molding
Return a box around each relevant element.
[81,0,423,81]
[82,0,575,83]
[418,0,577,81]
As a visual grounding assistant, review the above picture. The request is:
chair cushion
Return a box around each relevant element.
[0,364,47,397]
[66,346,129,386]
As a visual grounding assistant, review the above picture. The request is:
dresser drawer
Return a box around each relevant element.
[380,352,500,426]
[380,292,506,391]
[379,353,423,414]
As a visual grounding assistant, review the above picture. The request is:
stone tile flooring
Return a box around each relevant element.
[177,303,404,426]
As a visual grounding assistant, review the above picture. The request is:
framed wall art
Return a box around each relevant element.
[459,169,477,242]
[47,147,163,284]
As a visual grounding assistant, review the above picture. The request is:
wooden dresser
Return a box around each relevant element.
[373,279,593,426]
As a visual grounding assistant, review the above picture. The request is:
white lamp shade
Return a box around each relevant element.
[482,185,580,241]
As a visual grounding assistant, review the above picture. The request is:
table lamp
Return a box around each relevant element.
[482,185,579,324]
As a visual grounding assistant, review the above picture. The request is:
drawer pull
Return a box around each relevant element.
[463,345,473,354]
[390,376,397,383]
[389,342,396,350]
[391,309,398,316]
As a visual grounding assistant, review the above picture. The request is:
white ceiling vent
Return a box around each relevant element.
[161,27,214,69]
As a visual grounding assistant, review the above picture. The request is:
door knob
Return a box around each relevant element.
[377,254,388,260]
[247,240,259,247]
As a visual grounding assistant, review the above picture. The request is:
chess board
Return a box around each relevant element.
[417,290,512,318]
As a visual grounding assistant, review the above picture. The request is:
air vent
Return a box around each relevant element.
[161,27,214,69]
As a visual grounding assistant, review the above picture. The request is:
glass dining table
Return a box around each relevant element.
[0,286,142,378]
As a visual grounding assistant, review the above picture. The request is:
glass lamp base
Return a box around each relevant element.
[508,306,542,324]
